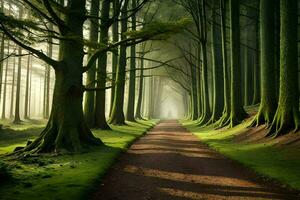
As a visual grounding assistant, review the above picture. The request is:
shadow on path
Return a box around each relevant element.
[92,120,299,200]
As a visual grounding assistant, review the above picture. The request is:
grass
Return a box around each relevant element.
[0,119,158,200]
[181,118,300,191]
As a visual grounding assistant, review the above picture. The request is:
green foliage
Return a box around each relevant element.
[125,17,192,40]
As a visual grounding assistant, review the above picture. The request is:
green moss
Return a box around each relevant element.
[182,119,300,190]
[0,120,158,200]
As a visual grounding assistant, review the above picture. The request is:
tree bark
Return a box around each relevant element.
[94,0,111,129]
[229,0,248,127]
[268,0,299,136]
[21,0,103,154]
[109,0,129,125]
[84,0,100,127]
[126,0,137,122]
[251,0,277,127]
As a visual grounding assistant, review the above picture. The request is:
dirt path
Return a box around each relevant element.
[92,120,299,200]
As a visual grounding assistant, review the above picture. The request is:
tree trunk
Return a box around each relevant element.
[84,0,100,127]
[126,0,137,122]
[268,0,299,136]
[24,55,31,119]
[1,40,8,120]
[208,0,224,124]
[109,0,129,125]
[229,0,247,127]
[252,3,260,105]
[251,0,277,127]
[21,0,103,154]
[10,56,16,118]
[109,0,119,117]
[94,0,111,129]
[218,0,231,127]
[135,55,144,120]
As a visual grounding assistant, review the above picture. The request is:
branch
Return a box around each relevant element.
[0,23,60,70]
[84,85,113,91]
[43,0,66,32]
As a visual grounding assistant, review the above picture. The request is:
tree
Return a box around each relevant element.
[84,0,100,127]
[24,55,31,119]
[217,0,231,127]
[229,0,248,127]
[126,0,138,122]
[268,0,299,136]
[250,0,277,127]
[109,0,130,125]
[207,0,224,124]
[94,0,111,129]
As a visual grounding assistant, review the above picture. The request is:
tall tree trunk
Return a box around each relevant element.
[94,0,111,129]
[1,40,8,120]
[109,0,119,117]
[21,0,103,154]
[252,3,260,105]
[84,0,100,127]
[109,0,129,125]
[13,6,24,124]
[126,0,137,122]
[218,0,231,127]
[24,55,31,119]
[10,56,16,119]
[135,54,144,120]
[44,25,53,119]
[229,0,247,127]
[268,0,299,136]
[197,0,211,125]
[208,0,224,124]
[251,0,277,127]
[243,7,254,106]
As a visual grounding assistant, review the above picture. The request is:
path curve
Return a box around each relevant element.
[92,120,298,200]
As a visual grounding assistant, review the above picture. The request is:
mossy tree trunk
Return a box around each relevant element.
[217,0,231,127]
[109,0,129,125]
[229,0,247,127]
[251,0,277,127]
[1,40,9,120]
[268,0,299,136]
[18,0,103,154]
[94,0,111,130]
[13,5,23,124]
[126,0,137,122]
[24,55,31,119]
[252,3,260,105]
[197,0,211,126]
[109,0,120,117]
[208,0,224,124]
[135,54,145,120]
[84,0,100,127]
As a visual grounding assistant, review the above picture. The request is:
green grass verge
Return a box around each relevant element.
[0,119,158,200]
[182,119,300,191]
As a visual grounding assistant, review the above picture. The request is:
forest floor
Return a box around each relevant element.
[0,119,157,200]
[92,120,299,200]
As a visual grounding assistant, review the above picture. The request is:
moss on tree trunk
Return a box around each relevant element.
[268,0,300,136]
[229,0,248,127]
[251,0,277,127]
[18,0,103,154]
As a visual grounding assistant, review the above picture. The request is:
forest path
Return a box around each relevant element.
[92,120,298,200]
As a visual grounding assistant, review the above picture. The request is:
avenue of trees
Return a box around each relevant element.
[0,0,299,155]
